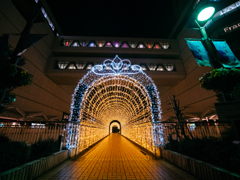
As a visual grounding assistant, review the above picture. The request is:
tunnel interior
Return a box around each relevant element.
[76,75,157,153]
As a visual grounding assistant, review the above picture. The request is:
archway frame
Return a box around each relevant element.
[68,56,164,149]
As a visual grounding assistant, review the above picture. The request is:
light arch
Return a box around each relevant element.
[69,56,164,153]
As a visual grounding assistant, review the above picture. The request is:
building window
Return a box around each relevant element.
[58,62,69,69]
[140,64,147,71]
[156,65,165,71]
[137,43,145,49]
[63,40,73,46]
[112,41,122,48]
[67,63,76,69]
[80,40,88,47]
[160,43,170,49]
[164,64,175,71]
[129,42,138,48]
[88,42,97,47]
[76,62,85,69]
[148,63,156,71]
[96,41,106,47]
[145,42,154,49]
[71,41,80,47]
[153,43,161,49]
[86,64,93,69]
[121,43,130,48]
[105,42,113,47]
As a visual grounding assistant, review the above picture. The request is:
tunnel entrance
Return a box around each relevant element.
[70,56,163,154]
[112,126,118,133]
[109,120,121,134]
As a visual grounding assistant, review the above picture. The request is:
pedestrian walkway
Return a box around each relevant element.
[37,134,196,180]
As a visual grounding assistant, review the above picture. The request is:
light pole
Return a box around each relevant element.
[194,6,223,70]
[193,6,240,140]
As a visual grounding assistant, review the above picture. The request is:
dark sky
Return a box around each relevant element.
[46,0,178,38]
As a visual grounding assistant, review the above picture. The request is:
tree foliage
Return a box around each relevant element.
[199,68,240,101]
[0,49,33,112]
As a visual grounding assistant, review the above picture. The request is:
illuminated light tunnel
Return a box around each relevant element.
[68,56,164,154]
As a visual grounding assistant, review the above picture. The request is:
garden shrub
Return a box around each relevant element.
[30,138,59,160]
[0,135,30,173]
[0,135,60,173]
[164,131,240,174]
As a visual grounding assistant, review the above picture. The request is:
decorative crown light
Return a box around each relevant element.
[92,55,142,75]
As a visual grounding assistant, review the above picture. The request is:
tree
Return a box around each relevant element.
[0,48,33,112]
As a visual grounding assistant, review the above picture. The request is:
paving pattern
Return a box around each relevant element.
[37,134,197,180]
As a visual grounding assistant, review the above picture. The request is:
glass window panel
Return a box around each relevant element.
[156,65,164,71]
[76,62,86,69]
[112,41,122,48]
[63,40,73,46]
[137,43,145,49]
[88,42,97,47]
[140,65,147,71]
[121,43,130,48]
[80,40,88,47]
[86,64,93,69]
[67,63,76,69]
[96,41,106,47]
[160,43,170,49]
[128,42,138,48]
[58,62,69,69]
[145,42,154,49]
[71,41,80,47]
[148,63,157,71]
[153,43,161,49]
[164,64,174,71]
[105,42,113,47]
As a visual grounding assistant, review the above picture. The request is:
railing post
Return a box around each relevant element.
[36,122,41,142]
[58,134,64,151]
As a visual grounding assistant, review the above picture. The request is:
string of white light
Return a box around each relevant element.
[68,56,164,152]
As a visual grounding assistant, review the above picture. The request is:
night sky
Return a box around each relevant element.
[46,0,178,38]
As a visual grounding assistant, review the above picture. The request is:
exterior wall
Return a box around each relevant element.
[0,0,72,118]
[160,27,217,121]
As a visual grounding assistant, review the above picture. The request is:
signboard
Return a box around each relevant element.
[213,0,240,21]
[223,21,240,33]
[62,112,70,121]
[186,40,240,68]
[212,41,240,68]
[186,40,211,67]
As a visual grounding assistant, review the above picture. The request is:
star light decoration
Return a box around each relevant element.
[67,55,164,150]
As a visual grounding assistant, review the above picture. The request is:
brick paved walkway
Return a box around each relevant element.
[37,134,196,180]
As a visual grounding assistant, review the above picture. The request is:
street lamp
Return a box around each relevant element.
[197,7,215,21]
[194,6,223,69]
[193,6,240,140]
